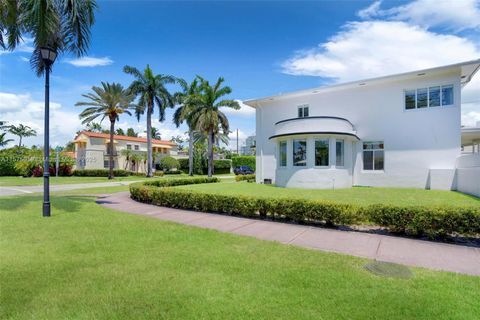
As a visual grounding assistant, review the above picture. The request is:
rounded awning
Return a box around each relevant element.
[269,116,359,140]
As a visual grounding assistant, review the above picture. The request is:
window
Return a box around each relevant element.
[104,160,114,168]
[315,139,329,166]
[106,143,114,155]
[336,139,344,167]
[428,86,440,107]
[297,104,309,118]
[279,141,287,167]
[134,145,139,151]
[127,144,132,150]
[416,88,428,108]
[405,85,454,110]
[442,85,453,105]
[405,90,416,110]
[293,139,307,166]
[363,141,384,171]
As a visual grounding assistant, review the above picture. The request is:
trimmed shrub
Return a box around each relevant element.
[130,181,480,239]
[232,156,255,171]
[178,158,189,171]
[178,158,231,174]
[154,171,164,177]
[236,174,255,182]
[73,169,131,177]
[159,156,180,172]
[164,170,182,175]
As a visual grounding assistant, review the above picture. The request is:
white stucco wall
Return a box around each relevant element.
[255,69,462,189]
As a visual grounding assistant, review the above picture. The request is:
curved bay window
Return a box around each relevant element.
[315,139,329,166]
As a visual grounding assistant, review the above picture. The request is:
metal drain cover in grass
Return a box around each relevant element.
[364,261,413,279]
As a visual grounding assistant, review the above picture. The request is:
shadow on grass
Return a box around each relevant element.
[0,195,95,214]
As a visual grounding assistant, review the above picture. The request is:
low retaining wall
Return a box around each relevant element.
[455,154,480,197]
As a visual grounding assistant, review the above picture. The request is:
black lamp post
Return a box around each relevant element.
[40,46,57,217]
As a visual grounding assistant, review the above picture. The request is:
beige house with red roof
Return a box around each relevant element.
[73,131,178,173]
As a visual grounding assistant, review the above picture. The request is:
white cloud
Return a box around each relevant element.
[65,56,113,67]
[0,37,34,55]
[358,0,480,31]
[222,100,255,117]
[282,21,479,81]
[0,92,82,147]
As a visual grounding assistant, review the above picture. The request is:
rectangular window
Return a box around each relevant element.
[104,160,114,168]
[315,139,329,166]
[363,141,384,171]
[134,145,139,151]
[297,104,309,118]
[416,88,428,108]
[429,86,440,107]
[279,141,287,167]
[127,144,132,150]
[405,90,416,110]
[293,139,307,166]
[442,85,453,106]
[336,139,344,167]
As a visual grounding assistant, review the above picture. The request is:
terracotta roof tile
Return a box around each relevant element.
[76,131,176,146]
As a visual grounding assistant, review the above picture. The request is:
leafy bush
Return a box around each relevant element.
[154,171,164,177]
[178,158,189,171]
[142,176,219,188]
[164,171,182,175]
[159,156,180,172]
[73,169,131,177]
[178,158,231,174]
[236,174,256,182]
[130,182,480,239]
[232,156,255,171]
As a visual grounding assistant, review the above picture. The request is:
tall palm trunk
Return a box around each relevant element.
[18,136,22,148]
[146,102,153,177]
[108,119,115,179]
[188,129,194,176]
[207,127,214,177]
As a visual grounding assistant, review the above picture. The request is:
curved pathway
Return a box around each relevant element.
[97,192,480,276]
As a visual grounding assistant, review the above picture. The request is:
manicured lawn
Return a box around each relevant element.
[0,175,154,186]
[1,195,479,319]
[176,182,480,207]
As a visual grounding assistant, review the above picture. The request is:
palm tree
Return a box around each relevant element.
[190,77,240,177]
[173,77,200,176]
[115,128,125,136]
[8,124,37,147]
[126,127,138,137]
[123,64,176,177]
[0,132,14,147]
[147,127,161,140]
[86,122,103,132]
[0,0,97,76]
[76,82,134,179]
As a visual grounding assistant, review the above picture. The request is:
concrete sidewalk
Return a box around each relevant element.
[0,180,140,196]
[97,192,480,276]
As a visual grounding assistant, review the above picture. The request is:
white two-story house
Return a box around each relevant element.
[244,60,480,193]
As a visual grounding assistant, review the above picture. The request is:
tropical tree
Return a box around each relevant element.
[126,127,138,137]
[170,135,185,151]
[190,77,240,177]
[148,127,161,140]
[173,77,200,176]
[121,149,132,170]
[0,132,14,147]
[123,64,176,177]
[76,82,134,179]
[8,124,37,147]
[85,122,103,132]
[115,128,125,136]
[0,0,97,76]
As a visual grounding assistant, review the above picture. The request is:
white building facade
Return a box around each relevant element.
[245,60,480,191]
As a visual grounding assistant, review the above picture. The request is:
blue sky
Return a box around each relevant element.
[1,0,479,148]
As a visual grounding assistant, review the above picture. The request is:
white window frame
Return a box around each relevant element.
[297,104,309,118]
[126,144,132,150]
[335,139,345,168]
[134,145,140,151]
[292,139,307,167]
[404,84,454,111]
[362,141,384,171]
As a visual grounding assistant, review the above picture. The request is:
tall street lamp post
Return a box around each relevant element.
[40,47,57,217]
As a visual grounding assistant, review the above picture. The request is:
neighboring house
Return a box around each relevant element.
[73,131,177,173]
[244,60,480,194]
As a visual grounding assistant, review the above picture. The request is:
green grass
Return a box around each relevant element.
[176,182,480,207]
[1,195,479,319]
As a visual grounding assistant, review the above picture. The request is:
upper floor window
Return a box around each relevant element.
[134,145,139,151]
[298,104,309,118]
[404,84,454,110]
[279,141,287,167]
[363,141,384,171]
[126,144,132,150]
[293,139,307,166]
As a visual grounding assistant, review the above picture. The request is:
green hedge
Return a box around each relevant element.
[178,158,231,174]
[232,156,255,171]
[235,174,256,182]
[130,182,480,239]
[73,169,132,177]
[142,176,219,188]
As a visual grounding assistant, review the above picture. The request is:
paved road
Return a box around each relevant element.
[0,180,140,197]
[98,192,480,276]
